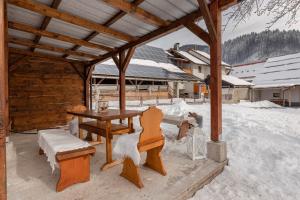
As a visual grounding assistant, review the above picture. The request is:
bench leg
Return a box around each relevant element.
[120,157,144,188]
[56,155,90,192]
[144,146,167,176]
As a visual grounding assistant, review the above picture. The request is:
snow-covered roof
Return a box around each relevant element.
[175,50,207,65]
[223,75,254,86]
[231,61,266,82]
[190,50,231,67]
[252,52,300,88]
[102,58,185,73]
[94,58,200,82]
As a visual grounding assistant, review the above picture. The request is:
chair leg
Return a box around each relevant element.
[97,135,102,143]
[144,146,167,176]
[56,155,90,192]
[120,157,144,188]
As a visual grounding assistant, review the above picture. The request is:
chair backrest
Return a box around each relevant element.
[66,105,87,121]
[138,106,164,147]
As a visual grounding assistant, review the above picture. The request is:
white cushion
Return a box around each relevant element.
[38,129,90,172]
[113,132,141,165]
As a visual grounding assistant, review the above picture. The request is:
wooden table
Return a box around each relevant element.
[67,109,142,170]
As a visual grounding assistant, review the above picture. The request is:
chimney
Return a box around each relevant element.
[174,43,180,50]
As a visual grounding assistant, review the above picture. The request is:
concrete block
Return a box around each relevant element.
[206,141,227,162]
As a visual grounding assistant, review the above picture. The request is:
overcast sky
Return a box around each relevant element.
[148,8,300,50]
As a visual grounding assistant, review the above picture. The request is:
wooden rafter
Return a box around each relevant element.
[8,21,113,52]
[184,22,210,45]
[9,47,83,63]
[8,0,136,42]
[103,0,168,27]
[122,47,136,71]
[31,0,62,52]
[8,37,99,59]
[70,62,85,80]
[63,0,144,58]
[90,9,204,65]
[197,0,217,42]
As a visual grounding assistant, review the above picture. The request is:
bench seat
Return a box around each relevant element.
[38,129,96,192]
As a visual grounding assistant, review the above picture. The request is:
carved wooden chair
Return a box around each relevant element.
[115,106,167,188]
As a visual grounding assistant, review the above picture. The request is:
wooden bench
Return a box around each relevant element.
[38,130,96,192]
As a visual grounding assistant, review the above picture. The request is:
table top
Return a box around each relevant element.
[67,109,142,121]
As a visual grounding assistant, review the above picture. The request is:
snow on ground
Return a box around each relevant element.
[117,100,300,200]
[187,102,300,200]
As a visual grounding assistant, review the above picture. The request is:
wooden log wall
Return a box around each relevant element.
[9,54,85,132]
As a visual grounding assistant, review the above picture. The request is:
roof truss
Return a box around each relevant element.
[7,0,240,64]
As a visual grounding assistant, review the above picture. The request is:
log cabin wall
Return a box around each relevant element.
[9,54,85,132]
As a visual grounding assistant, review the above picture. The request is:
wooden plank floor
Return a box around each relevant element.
[7,133,227,200]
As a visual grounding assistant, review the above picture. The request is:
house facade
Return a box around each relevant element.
[231,53,300,106]
[168,44,253,102]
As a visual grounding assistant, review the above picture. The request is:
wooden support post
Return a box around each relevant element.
[112,47,136,112]
[209,0,222,142]
[0,0,8,199]
[84,65,95,109]
[119,70,126,111]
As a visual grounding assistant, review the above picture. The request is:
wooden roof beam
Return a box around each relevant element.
[9,47,84,63]
[65,0,144,56]
[197,0,217,42]
[184,22,210,45]
[90,10,203,65]
[31,0,62,52]
[8,0,136,42]
[8,21,113,52]
[8,37,99,59]
[103,0,168,27]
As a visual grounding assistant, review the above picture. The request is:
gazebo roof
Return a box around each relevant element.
[7,0,238,64]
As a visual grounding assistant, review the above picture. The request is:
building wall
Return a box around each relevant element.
[9,55,85,131]
[222,87,250,103]
[254,87,300,106]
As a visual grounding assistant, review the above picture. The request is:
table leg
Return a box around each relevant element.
[101,120,122,170]
[128,117,135,133]
[78,117,84,139]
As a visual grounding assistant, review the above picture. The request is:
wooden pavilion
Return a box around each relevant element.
[0,0,241,199]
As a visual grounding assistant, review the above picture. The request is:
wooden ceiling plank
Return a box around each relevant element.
[103,0,168,27]
[8,37,99,59]
[197,0,217,42]
[9,47,83,63]
[8,21,113,51]
[31,0,62,52]
[7,0,136,42]
[64,0,145,57]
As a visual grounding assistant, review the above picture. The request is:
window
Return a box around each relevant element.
[273,93,280,98]
[198,66,201,73]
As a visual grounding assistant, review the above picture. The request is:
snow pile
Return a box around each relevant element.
[160,99,192,117]
[238,100,282,108]
[188,103,300,200]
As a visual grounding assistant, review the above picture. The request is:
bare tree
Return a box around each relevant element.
[225,0,300,29]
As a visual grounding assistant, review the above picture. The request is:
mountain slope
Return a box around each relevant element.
[223,29,300,65]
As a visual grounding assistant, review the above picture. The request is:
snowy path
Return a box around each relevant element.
[189,103,300,200]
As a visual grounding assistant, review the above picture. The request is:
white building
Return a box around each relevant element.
[232,52,300,106]
[169,46,253,101]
